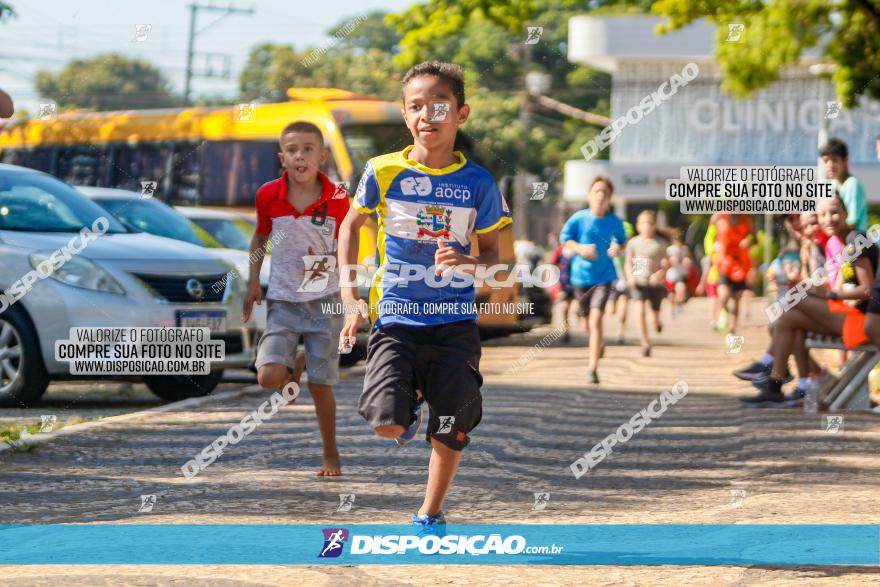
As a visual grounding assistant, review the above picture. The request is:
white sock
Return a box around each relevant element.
[759,353,774,366]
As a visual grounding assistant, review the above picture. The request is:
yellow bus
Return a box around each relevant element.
[0,88,528,333]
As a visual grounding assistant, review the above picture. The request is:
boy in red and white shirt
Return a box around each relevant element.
[243,121,350,476]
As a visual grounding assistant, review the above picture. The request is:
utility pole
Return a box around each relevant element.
[184,3,254,105]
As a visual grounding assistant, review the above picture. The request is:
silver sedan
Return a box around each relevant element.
[0,164,256,406]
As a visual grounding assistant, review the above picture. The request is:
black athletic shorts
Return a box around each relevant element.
[358,319,483,451]
[632,284,666,311]
[718,275,748,292]
[574,282,613,316]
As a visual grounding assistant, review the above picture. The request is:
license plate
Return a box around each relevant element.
[176,311,227,333]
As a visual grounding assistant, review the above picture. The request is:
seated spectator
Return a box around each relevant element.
[742,196,878,407]
[797,211,827,278]
[735,211,828,391]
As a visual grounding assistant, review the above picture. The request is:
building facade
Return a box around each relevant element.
[564,15,880,211]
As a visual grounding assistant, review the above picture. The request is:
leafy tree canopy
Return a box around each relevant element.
[653,0,880,108]
[36,54,178,111]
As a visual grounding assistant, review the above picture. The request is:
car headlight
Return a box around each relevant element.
[29,252,125,294]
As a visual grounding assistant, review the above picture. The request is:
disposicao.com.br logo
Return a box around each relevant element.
[318,527,563,558]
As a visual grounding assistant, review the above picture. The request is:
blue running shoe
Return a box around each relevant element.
[412,511,447,538]
[395,400,424,447]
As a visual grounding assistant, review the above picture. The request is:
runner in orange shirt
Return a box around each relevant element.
[714,214,753,335]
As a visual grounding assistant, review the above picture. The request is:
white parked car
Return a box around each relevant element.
[75,187,268,332]
[0,165,256,405]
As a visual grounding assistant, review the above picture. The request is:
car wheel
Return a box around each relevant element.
[143,370,224,402]
[0,306,50,408]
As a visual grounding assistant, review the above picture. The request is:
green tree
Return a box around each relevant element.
[35,54,178,111]
[385,0,617,178]
[239,43,280,102]
[387,0,651,68]
[653,0,880,107]
[0,2,14,21]
[328,11,402,54]
[239,44,400,102]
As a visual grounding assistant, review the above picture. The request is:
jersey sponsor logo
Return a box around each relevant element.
[400,176,433,196]
[433,184,472,201]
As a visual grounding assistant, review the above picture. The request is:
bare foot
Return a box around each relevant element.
[317,453,341,477]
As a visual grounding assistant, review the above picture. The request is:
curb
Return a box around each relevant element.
[0,384,267,454]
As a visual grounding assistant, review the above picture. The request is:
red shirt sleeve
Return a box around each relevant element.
[255,186,272,237]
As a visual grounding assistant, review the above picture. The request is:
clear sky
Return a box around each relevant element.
[0,0,414,112]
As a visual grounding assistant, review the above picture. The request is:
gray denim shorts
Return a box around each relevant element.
[255,294,343,385]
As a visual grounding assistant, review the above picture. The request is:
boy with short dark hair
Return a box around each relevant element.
[243,121,350,477]
[820,137,867,231]
[337,60,511,532]
[560,175,628,384]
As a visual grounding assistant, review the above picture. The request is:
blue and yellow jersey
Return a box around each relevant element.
[354,145,512,327]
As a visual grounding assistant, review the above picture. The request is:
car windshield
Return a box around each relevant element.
[93,198,207,246]
[0,169,127,233]
[188,217,255,251]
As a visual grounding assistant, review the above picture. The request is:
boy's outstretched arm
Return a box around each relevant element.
[338,207,371,350]
[242,232,269,322]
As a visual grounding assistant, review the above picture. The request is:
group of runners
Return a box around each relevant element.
[550,178,701,383]
[243,61,510,535]
[236,54,878,535]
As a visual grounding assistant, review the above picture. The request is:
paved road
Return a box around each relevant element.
[3,298,880,585]
[0,370,260,429]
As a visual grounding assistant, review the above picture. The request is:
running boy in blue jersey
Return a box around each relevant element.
[560,175,628,384]
[337,61,511,532]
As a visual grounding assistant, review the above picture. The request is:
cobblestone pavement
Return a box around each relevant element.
[3,298,880,585]
[0,370,258,428]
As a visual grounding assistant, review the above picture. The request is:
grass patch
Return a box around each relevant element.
[1,415,93,450]
[0,422,43,443]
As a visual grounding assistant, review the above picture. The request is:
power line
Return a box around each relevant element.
[184,3,255,104]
